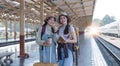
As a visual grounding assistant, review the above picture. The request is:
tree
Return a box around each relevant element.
[102,14,116,26]
[93,18,102,26]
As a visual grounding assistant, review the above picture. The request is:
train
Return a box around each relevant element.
[99,20,120,38]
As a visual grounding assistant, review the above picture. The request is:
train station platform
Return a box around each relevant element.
[0,32,108,66]
[99,34,120,49]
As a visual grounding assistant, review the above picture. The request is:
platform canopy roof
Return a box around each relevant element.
[0,0,96,31]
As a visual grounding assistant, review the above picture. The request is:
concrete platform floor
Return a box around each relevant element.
[0,32,108,66]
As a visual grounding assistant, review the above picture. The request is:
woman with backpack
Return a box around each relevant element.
[36,15,57,63]
[53,12,77,66]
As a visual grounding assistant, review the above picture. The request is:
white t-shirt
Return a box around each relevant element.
[58,25,75,39]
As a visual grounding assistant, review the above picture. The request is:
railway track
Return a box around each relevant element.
[95,37,120,66]
[0,38,36,47]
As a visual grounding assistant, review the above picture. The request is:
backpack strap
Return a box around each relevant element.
[68,25,74,40]
[40,25,46,50]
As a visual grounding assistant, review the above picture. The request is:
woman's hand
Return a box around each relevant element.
[53,26,58,33]
[53,26,58,32]
[57,39,68,44]
[64,39,68,43]
[43,40,50,44]
[51,22,60,33]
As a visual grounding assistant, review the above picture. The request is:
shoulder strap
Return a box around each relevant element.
[41,25,46,40]
[68,25,73,39]
[69,26,78,42]
[74,27,79,36]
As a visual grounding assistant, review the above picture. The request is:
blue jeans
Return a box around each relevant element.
[58,48,73,66]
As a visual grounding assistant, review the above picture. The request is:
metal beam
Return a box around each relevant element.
[2,0,20,13]
[64,1,78,17]
[59,2,80,6]
[51,0,66,11]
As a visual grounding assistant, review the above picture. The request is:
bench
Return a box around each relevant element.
[0,52,14,66]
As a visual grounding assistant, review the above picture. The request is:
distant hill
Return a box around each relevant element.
[93,14,116,26]
[102,15,116,26]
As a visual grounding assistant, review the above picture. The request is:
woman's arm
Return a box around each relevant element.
[65,26,77,44]
[66,31,77,44]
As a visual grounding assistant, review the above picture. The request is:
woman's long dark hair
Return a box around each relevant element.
[58,14,71,34]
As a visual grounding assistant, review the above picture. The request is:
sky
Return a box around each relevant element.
[93,0,120,20]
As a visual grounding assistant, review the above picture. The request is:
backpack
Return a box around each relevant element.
[69,26,79,51]
[69,26,79,66]
[74,26,79,44]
